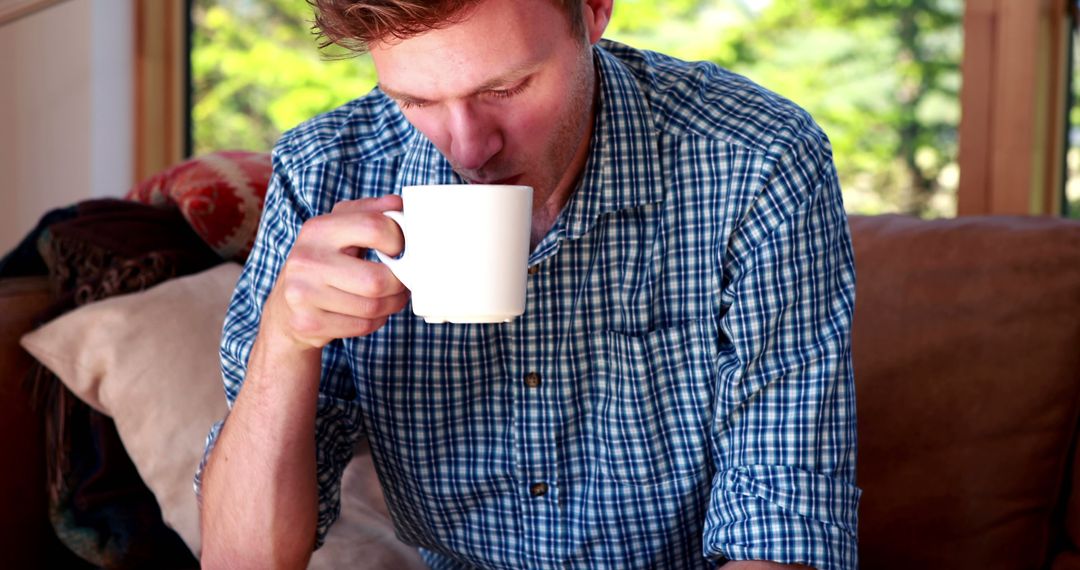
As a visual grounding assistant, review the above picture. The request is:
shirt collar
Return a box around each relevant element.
[560,40,664,242]
[394,40,664,239]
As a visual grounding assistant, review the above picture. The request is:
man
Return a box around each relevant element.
[197,0,860,568]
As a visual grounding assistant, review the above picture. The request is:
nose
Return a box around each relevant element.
[446,104,503,172]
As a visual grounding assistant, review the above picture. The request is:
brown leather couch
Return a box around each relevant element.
[0,276,93,568]
[2,213,1079,568]
[849,214,1080,569]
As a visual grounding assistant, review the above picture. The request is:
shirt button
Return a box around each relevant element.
[524,372,542,388]
[528,265,540,275]
[530,482,549,497]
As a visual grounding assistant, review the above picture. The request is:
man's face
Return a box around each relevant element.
[370,0,597,210]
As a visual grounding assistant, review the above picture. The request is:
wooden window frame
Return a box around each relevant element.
[133,0,187,183]
[958,0,1073,216]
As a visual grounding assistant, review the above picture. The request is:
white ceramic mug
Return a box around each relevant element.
[375,184,533,324]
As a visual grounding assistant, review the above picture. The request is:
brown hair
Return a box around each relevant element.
[309,0,585,54]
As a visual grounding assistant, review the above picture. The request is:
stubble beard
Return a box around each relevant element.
[533,48,596,208]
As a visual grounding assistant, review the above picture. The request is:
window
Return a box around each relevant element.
[189,0,967,217]
[190,0,375,154]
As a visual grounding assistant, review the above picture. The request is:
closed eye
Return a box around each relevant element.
[395,98,429,110]
[487,77,532,100]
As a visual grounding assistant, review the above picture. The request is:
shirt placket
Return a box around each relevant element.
[511,257,564,566]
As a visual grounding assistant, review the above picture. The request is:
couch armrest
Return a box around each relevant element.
[0,277,53,565]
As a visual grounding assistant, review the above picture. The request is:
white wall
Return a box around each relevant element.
[0,0,133,257]
[90,0,133,200]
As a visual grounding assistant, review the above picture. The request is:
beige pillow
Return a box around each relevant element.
[20,263,241,555]
[309,440,427,570]
[19,263,425,568]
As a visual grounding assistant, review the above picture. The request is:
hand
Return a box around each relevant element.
[262,195,411,350]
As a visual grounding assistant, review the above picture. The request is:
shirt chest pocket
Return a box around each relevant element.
[589,318,717,486]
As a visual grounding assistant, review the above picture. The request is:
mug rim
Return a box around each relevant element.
[402,183,532,192]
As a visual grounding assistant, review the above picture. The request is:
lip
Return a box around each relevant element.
[468,174,523,186]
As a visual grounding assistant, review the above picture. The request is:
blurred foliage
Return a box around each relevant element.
[191,0,376,153]
[1067,37,1080,220]
[191,0,964,217]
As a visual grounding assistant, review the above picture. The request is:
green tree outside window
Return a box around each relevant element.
[191,0,964,217]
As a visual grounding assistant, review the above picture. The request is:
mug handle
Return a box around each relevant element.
[373,210,415,290]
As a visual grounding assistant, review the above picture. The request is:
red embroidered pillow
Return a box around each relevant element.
[127,151,272,262]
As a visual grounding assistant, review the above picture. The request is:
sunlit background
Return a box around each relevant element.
[189,0,1080,218]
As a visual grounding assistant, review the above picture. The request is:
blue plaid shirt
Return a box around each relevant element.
[199,40,860,569]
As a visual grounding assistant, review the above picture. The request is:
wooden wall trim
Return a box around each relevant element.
[991,0,1041,215]
[957,1,996,216]
[1040,0,1072,215]
[958,0,1072,216]
[0,0,71,27]
[133,0,186,184]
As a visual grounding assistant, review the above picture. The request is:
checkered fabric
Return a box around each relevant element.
[198,39,860,569]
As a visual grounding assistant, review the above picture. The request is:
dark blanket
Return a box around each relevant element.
[0,204,77,278]
[12,199,222,568]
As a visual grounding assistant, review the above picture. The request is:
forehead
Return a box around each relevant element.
[369,0,573,99]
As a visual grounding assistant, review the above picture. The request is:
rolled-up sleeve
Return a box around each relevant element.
[703,126,860,569]
[193,142,366,548]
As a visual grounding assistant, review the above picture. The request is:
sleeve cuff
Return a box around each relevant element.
[702,465,861,570]
[311,392,365,548]
[193,417,226,507]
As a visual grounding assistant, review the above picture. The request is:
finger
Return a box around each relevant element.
[331,195,402,215]
[285,250,407,299]
[326,258,408,299]
[302,211,404,257]
[288,308,390,342]
[286,282,410,320]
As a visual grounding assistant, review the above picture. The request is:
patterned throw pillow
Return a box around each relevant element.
[127,151,272,262]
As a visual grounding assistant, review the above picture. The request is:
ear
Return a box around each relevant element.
[582,0,613,45]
